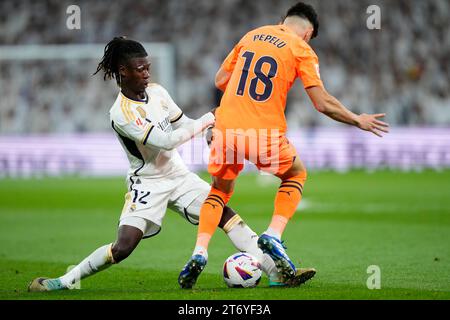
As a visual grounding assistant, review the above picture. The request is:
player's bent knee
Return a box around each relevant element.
[282,164,307,182]
[279,156,307,180]
[112,225,143,262]
[212,177,236,195]
[296,168,308,182]
[111,242,135,263]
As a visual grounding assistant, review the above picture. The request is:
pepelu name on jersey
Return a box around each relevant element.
[252,34,286,48]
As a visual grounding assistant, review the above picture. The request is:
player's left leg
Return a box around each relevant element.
[270,156,307,238]
[29,177,172,292]
[256,138,308,281]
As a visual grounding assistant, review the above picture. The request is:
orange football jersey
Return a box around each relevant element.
[216,24,323,136]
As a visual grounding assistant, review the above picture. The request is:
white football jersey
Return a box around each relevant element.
[109,84,190,184]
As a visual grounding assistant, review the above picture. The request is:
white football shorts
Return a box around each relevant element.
[119,172,210,238]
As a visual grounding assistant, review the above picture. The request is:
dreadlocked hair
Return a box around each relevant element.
[93,36,148,85]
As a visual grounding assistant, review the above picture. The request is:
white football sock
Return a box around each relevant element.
[264,227,281,240]
[261,254,281,283]
[58,243,114,288]
[193,246,208,259]
[226,221,278,280]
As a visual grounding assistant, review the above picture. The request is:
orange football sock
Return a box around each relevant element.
[196,187,233,250]
[269,172,307,236]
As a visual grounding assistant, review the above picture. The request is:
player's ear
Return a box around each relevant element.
[118,64,127,78]
[304,29,313,42]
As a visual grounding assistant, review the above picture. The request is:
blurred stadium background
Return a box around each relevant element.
[0,0,449,177]
[0,0,450,298]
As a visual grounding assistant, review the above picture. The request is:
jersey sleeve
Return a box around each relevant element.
[111,108,155,146]
[221,42,242,73]
[295,43,323,89]
[155,85,184,124]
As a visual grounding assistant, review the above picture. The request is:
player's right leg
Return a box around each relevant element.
[178,176,236,289]
[28,225,143,292]
[179,132,243,289]
[257,141,308,281]
[194,176,236,255]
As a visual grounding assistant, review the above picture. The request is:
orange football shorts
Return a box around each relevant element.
[207,128,297,179]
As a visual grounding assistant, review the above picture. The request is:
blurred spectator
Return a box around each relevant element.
[0,0,449,134]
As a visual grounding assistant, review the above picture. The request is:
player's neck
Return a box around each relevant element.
[283,23,302,37]
[121,87,147,102]
[282,18,311,42]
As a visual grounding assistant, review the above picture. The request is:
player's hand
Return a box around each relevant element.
[356,113,389,137]
[206,126,214,147]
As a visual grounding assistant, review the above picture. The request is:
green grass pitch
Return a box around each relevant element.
[0,171,449,300]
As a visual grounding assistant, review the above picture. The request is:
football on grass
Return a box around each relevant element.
[223,252,262,288]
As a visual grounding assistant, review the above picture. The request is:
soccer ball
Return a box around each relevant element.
[223,252,262,288]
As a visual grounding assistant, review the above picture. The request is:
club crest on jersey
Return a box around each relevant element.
[136,106,146,118]
[160,100,169,111]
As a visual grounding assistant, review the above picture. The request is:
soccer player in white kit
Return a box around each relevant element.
[28,37,315,292]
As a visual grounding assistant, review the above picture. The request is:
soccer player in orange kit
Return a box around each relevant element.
[179,2,389,288]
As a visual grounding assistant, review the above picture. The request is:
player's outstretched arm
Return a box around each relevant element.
[146,112,215,151]
[172,108,217,130]
[215,67,232,92]
[306,86,389,137]
[112,111,215,152]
